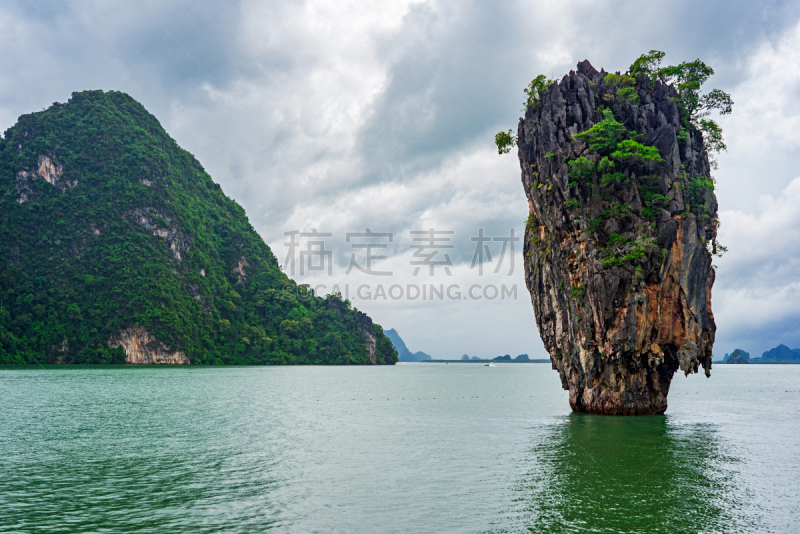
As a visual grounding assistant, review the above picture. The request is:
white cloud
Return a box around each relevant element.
[714,20,800,212]
[715,175,800,352]
[705,19,800,354]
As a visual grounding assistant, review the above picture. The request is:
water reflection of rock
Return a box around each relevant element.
[502,414,756,533]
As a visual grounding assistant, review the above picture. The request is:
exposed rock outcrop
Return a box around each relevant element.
[52,338,69,364]
[356,312,378,364]
[125,207,188,261]
[15,172,32,204]
[518,60,717,414]
[108,327,189,364]
[15,155,77,203]
[234,256,248,283]
[37,154,63,185]
[727,352,749,364]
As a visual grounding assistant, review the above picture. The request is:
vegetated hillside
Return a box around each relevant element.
[0,90,397,366]
[760,345,800,361]
[722,348,749,362]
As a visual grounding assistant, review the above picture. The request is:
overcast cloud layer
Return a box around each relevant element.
[1,0,799,358]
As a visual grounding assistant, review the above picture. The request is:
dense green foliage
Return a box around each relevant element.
[609,139,664,167]
[570,110,664,192]
[0,91,397,365]
[604,73,639,104]
[572,110,628,153]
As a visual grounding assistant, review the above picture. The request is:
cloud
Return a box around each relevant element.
[713,19,800,211]
[715,175,800,354]
[0,0,799,357]
[706,18,800,355]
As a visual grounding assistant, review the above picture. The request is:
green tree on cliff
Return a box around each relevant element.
[629,50,733,156]
[523,75,555,112]
[495,74,554,154]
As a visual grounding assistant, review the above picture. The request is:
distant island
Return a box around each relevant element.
[425,353,550,363]
[721,348,750,362]
[725,349,749,364]
[717,345,800,364]
[461,353,536,361]
[759,344,800,362]
[385,329,432,362]
[385,331,549,362]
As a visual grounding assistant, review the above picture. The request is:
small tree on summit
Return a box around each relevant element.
[522,74,555,112]
[628,50,666,78]
[629,50,733,158]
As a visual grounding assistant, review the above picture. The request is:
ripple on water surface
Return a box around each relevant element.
[0,364,798,533]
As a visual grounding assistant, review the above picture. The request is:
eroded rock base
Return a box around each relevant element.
[557,355,675,415]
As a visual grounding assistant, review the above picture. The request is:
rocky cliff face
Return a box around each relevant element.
[518,61,717,414]
[15,154,77,203]
[108,327,189,364]
[356,313,378,365]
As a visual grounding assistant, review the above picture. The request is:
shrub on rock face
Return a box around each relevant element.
[523,74,555,112]
[495,130,516,155]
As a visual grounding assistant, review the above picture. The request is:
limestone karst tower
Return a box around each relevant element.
[518,60,719,414]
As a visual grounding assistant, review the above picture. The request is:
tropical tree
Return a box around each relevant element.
[629,50,733,157]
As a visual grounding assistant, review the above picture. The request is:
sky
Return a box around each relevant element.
[1,0,799,359]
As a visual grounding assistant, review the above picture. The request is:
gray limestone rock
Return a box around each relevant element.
[518,60,717,415]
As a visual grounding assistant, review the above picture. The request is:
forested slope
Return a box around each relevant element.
[0,90,396,365]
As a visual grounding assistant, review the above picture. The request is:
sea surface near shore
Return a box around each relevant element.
[1,364,798,533]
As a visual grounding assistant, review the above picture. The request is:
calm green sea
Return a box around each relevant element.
[1,363,798,533]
